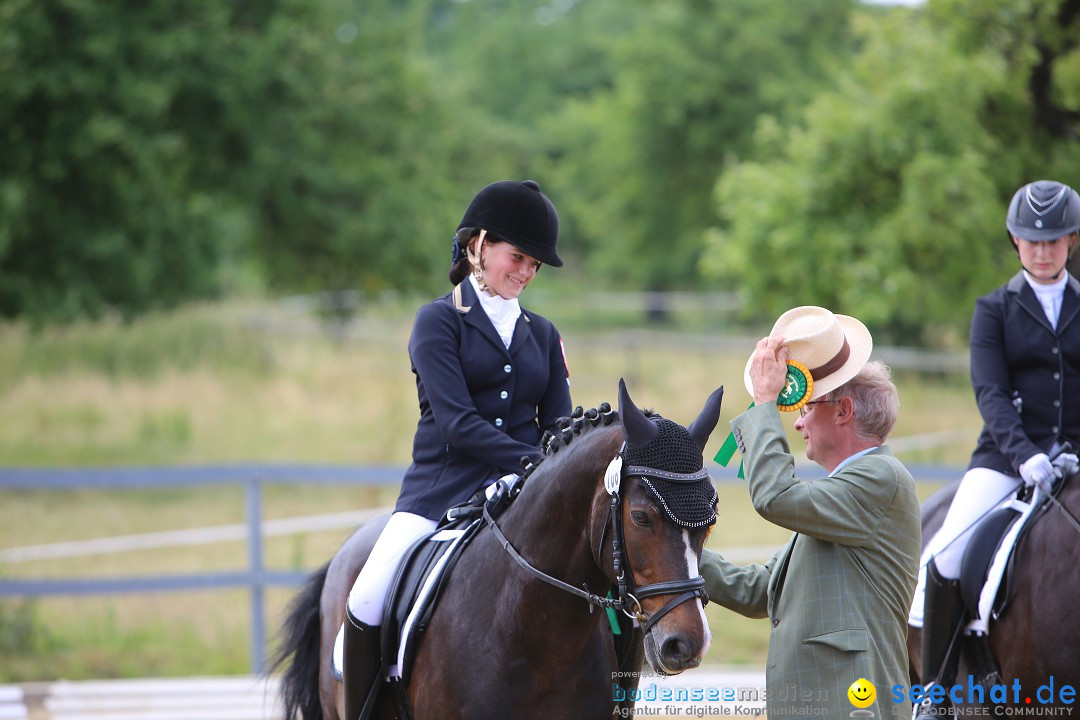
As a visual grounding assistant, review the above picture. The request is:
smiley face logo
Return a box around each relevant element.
[847,678,876,709]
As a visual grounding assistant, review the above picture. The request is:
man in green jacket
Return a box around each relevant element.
[702,306,921,719]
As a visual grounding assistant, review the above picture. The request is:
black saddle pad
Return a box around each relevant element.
[380,516,483,683]
[958,487,1058,621]
[959,506,1020,616]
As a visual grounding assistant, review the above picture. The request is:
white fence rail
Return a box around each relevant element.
[3,668,769,719]
[4,676,283,720]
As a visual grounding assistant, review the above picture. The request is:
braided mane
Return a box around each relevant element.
[513,404,616,480]
[519,402,657,480]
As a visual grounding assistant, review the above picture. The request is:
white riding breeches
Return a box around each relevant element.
[347,511,438,626]
[908,467,1021,626]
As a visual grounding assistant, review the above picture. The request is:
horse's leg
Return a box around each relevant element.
[319,514,390,720]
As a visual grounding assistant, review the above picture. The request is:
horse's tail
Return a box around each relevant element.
[269,562,330,720]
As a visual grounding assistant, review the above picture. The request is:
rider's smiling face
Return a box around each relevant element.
[478,239,541,299]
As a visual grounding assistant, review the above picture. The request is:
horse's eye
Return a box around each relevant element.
[630,510,650,527]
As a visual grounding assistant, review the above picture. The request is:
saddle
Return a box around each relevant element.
[381,518,482,680]
[383,480,519,673]
[958,484,1056,633]
[332,482,509,681]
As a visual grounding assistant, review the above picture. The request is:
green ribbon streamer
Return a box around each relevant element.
[714,402,754,479]
[713,431,738,467]
[605,591,621,635]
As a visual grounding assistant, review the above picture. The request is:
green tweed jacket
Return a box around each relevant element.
[701,403,921,719]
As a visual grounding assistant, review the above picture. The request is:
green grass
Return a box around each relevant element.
[0,296,975,681]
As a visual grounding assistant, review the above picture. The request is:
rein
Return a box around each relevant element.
[482,446,710,635]
[1045,477,1080,535]
[1044,444,1080,535]
[483,502,623,611]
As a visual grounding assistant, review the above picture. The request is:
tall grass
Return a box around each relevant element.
[0,296,978,681]
[0,295,979,467]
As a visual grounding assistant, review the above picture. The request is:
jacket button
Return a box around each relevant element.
[1052,346,1060,354]
[771,618,780,628]
[1054,400,1061,408]
[500,391,508,399]
[1054,372,1061,380]
[1053,426,1059,434]
[495,418,503,427]
[504,365,512,373]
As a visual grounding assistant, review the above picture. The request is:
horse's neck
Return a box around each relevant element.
[1052,473,1080,524]
[1062,473,1080,504]
[499,429,620,589]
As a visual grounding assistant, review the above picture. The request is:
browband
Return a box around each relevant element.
[623,465,711,484]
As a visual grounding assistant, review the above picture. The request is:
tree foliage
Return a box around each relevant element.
[3,0,1080,345]
[0,0,247,321]
[242,0,468,296]
[702,0,1080,345]
[545,0,857,290]
[0,0,463,320]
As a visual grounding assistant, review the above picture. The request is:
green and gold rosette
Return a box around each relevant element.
[714,360,817,477]
[776,360,814,413]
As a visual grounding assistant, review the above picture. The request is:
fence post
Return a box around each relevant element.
[246,475,266,673]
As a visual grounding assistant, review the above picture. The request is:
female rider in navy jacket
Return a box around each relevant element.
[343,180,572,720]
[910,180,1080,718]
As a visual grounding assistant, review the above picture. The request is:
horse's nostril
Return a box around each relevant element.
[661,635,693,664]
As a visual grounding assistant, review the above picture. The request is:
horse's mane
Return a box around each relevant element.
[519,403,658,480]
[514,404,616,480]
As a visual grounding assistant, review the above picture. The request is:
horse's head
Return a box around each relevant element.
[606,378,724,676]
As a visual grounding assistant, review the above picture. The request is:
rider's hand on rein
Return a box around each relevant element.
[1020,453,1056,494]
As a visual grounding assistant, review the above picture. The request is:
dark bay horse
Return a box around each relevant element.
[908,471,1080,706]
[273,380,725,719]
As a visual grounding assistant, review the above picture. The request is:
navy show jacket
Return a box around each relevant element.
[394,280,571,520]
[968,271,1080,475]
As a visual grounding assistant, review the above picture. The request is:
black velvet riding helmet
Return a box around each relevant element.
[456,180,562,267]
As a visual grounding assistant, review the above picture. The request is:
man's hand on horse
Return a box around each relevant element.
[750,336,789,406]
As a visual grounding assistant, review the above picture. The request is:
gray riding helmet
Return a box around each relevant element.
[1005,180,1080,242]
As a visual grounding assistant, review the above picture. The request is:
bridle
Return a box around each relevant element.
[482,444,711,636]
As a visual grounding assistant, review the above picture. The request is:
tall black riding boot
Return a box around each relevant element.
[914,559,965,719]
[344,606,382,720]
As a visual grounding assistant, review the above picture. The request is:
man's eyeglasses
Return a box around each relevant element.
[798,399,840,418]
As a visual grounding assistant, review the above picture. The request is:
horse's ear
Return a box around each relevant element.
[618,377,658,449]
[687,386,724,452]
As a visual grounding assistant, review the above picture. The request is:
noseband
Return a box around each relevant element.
[482,445,711,636]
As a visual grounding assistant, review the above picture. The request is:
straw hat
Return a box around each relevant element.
[743,306,873,412]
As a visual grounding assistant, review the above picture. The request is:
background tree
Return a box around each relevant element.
[5,0,1079,346]
[418,0,636,271]
[0,0,250,321]
[548,0,857,294]
[0,0,468,320]
[243,0,469,297]
[703,0,1080,345]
